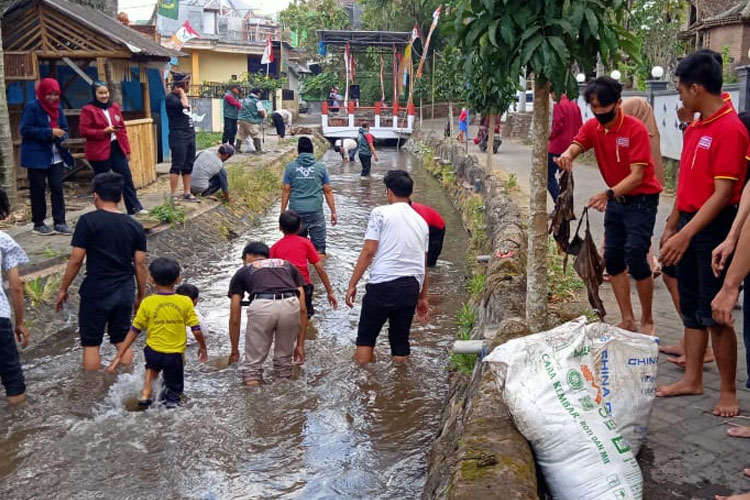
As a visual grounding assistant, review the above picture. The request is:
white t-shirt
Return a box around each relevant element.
[364,202,429,288]
[336,138,357,155]
[0,232,28,319]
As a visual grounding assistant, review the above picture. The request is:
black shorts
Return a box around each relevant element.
[603,194,658,281]
[303,283,315,318]
[428,227,445,267]
[0,317,25,397]
[676,207,736,330]
[356,276,420,356]
[169,136,196,175]
[78,286,134,347]
[144,345,184,405]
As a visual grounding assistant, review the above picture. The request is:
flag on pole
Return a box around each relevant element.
[261,36,274,76]
[416,5,441,78]
[410,23,420,42]
[158,0,179,20]
[261,36,274,65]
[344,43,351,106]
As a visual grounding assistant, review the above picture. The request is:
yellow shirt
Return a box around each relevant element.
[133,293,200,354]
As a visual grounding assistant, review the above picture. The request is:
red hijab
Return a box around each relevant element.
[36,78,60,128]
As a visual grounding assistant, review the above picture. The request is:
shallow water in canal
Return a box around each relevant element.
[0,150,470,500]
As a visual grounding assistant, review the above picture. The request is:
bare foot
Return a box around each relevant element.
[139,386,152,402]
[727,427,750,439]
[714,393,740,417]
[656,379,703,398]
[640,321,655,335]
[715,494,750,500]
[6,393,27,405]
[659,342,685,356]
[666,348,715,368]
[616,320,638,332]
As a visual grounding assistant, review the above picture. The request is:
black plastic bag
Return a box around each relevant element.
[570,207,606,319]
[549,170,576,253]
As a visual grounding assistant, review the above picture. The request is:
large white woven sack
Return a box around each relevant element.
[484,317,657,500]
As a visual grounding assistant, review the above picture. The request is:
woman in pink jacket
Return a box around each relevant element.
[79,81,146,215]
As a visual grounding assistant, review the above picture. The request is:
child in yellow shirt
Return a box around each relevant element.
[108,257,207,407]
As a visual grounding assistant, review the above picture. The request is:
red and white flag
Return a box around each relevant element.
[261,36,274,65]
[380,54,385,102]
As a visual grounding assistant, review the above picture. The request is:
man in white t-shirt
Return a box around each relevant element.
[345,170,429,364]
[334,138,357,162]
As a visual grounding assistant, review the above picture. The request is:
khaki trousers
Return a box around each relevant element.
[237,121,261,141]
[242,296,300,382]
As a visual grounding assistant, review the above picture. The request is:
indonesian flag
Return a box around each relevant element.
[344,43,351,104]
[416,5,442,78]
[380,54,385,102]
[261,36,274,65]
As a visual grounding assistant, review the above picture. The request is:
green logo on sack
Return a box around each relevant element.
[567,369,583,391]
[612,436,631,454]
[578,395,595,412]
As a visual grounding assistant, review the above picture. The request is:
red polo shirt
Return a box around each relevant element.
[572,111,662,195]
[270,234,320,284]
[676,102,749,213]
[411,202,445,230]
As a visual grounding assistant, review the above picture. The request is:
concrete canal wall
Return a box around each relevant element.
[408,130,541,500]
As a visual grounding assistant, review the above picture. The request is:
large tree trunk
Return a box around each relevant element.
[526,80,550,332]
[0,25,17,206]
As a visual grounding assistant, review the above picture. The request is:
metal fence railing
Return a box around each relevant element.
[187,84,272,100]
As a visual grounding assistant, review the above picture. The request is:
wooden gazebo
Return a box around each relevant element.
[2,0,181,188]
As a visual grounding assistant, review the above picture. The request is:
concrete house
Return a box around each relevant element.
[683,0,750,68]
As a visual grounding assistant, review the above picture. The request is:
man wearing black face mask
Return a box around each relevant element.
[555,76,663,336]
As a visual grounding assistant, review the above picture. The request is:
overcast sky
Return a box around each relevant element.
[118,0,293,21]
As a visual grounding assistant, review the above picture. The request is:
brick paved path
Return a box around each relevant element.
[419,119,750,498]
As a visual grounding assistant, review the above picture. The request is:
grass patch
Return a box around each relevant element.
[196,131,223,150]
[227,163,281,213]
[467,273,486,298]
[505,173,518,194]
[547,236,584,303]
[450,302,478,374]
[149,196,187,226]
[24,274,61,307]
[41,245,64,259]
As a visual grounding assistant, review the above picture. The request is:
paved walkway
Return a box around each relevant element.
[418,118,750,498]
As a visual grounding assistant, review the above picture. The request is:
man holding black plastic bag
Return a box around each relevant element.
[555,76,662,335]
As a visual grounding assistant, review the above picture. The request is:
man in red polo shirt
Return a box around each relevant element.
[548,90,583,201]
[270,210,338,318]
[410,201,446,267]
[657,50,748,419]
[555,76,662,334]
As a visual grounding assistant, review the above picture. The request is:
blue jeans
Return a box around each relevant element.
[359,153,372,177]
[547,153,560,201]
[202,169,229,197]
[297,210,327,254]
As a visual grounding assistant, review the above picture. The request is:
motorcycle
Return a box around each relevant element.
[475,120,502,153]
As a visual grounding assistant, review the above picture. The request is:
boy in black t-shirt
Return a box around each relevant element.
[55,173,148,371]
[227,241,307,386]
[166,71,199,202]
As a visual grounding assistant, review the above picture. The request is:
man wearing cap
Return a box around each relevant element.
[165,72,199,201]
[190,144,233,202]
[237,88,267,154]
[222,84,242,146]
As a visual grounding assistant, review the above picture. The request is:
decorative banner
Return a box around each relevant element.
[393,44,398,105]
[158,0,179,20]
[261,36,274,64]
[162,20,200,51]
[344,42,351,105]
[416,5,441,78]
[290,30,299,48]
[380,54,385,102]
[163,20,200,79]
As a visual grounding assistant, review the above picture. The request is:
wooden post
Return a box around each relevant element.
[419,95,423,127]
[105,61,123,107]
[97,57,107,80]
[142,69,152,119]
[191,51,200,84]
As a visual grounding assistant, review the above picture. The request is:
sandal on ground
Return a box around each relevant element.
[182,193,201,203]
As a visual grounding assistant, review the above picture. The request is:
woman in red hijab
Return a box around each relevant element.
[19,78,73,235]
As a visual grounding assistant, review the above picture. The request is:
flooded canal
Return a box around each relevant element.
[0,149,470,499]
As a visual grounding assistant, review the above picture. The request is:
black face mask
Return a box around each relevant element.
[594,108,617,125]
